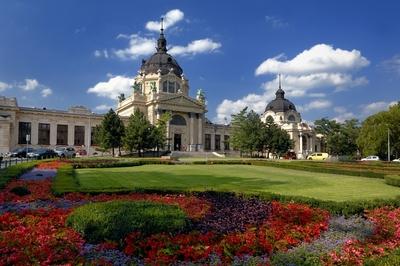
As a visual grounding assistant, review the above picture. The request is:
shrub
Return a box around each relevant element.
[66,201,188,243]
[9,186,31,196]
[72,158,175,168]
[270,247,322,266]
[364,248,400,266]
[385,175,400,187]
[0,161,37,188]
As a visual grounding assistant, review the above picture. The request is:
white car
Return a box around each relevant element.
[54,147,76,158]
[361,155,380,161]
[393,158,400,163]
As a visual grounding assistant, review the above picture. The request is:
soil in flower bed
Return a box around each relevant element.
[191,191,272,234]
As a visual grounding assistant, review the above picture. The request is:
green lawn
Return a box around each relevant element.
[75,164,400,201]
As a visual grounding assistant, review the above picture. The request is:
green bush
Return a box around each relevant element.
[0,161,37,188]
[52,164,79,195]
[72,158,175,169]
[385,175,400,187]
[66,201,187,243]
[364,248,400,266]
[270,247,322,266]
[10,186,31,196]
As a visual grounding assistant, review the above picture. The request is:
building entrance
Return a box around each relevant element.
[174,134,182,151]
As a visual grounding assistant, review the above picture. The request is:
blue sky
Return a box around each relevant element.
[1,0,399,123]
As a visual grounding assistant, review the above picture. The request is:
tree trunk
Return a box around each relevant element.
[112,147,115,157]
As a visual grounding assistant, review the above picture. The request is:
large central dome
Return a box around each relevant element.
[265,88,297,112]
[140,25,183,77]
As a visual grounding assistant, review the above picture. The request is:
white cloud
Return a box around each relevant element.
[19,79,39,91]
[265,15,288,28]
[169,38,221,56]
[331,106,356,122]
[255,44,369,76]
[215,44,369,123]
[113,34,156,60]
[381,54,400,75]
[361,101,398,116]
[94,104,114,112]
[300,99,332,112]
[0,81,11,92]
[146,9,184,32]
[94,49,109,58]
[87,75,135,100]
[40,88,52,98]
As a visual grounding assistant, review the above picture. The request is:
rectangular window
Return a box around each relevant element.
[224,135,230,150]
[205,134,211,151]
[91,127,97,145]
[38,123,50,145]
[215,134,221,150]
[57,125,68,145]
[163,81,168,92]
[18,122,31,144]
[74,126,85,146]
[168,81,175,93]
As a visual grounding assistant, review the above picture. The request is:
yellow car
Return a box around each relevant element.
[307,153,329,160]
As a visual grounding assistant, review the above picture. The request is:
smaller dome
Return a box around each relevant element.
[265,88,297,112]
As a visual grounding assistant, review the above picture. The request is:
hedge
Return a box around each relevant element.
[72,159,175,169]
[384,175,400,187]
[0,161,37,188]
[66,201,187,243]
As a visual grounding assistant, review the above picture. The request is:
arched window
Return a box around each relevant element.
[162,81,179,93]
[288,115,296,122]
[170,115,186,126]
[168,81,175,93]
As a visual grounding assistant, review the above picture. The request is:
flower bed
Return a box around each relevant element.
[1,163,400,265]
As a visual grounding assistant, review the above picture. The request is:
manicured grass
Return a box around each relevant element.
[74,164,400,201]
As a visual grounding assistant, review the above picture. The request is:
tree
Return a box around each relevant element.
[357,103,400,159]
[314,118,360,156]
[123,109,153,157]
[270,127,293,158]
[96,109,125,157]
[148,112,171,155]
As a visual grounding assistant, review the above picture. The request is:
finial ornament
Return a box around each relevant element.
[160,17,164,33]
[278,74,281,89]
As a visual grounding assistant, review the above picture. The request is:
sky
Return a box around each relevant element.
[1,0,400,124]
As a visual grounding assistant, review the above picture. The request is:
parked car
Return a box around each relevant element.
[283,151,297,160]
[54,147,76,158]
[361,155,380,161]
[307,152,329,160]
[393,158,400,163]
[27,148,58,159]
[76,149,87,157]
[8,147,35,158]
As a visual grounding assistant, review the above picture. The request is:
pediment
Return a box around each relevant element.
[158,95,204,109]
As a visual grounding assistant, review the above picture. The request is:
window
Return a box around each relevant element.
[91,127,97,145]
[176,83,181,92]
[74,126,85,146]
[205,134,211,151]
[170,115,186,126]
[163,81,168,92]
[168,81,175,93]
[57,125,68,145]
[215,134,221,150]
[224,135,230,150]
[18,122,31,144]
[288,115,296,122]
[38,123,50,145]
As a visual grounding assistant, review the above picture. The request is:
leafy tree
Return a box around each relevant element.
[270,127,293,158]
[96,109,125,157]
[357,103,400,159]
[123,109,153,157]
[149,112,171,155]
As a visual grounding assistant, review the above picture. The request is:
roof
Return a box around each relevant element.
[265,88,297,113]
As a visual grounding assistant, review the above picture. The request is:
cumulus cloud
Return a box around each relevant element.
[87,75,135,100]
[19,79,39,91]
[361,101,398,116]
[215,44,369,123]
[298,99,332,112]
[40,88,52,98]
[255,44,369,76]
[113,34,156,60]
[0,81,11,92]
[94,104,114,112]
[331,106,356,122]
[146,9,184,31]
[169,38,221,56]
[94,49,109,58]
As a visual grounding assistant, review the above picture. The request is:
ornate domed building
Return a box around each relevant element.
[117,22,230,152]
[261,81,322,158]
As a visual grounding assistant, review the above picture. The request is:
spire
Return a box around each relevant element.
[276,74,285,99]
[156,17,167,53]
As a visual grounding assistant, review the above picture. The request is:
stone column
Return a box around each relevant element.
[310,135,314,153]
[68,124,74,146]
[31,121,38,145]
[197,113,203,151]
[299,132,303,157]
[50,123,57,146]
[211,133,215,151]
[189,113,194,151]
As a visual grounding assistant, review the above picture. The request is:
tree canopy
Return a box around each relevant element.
[95,109,125,157]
